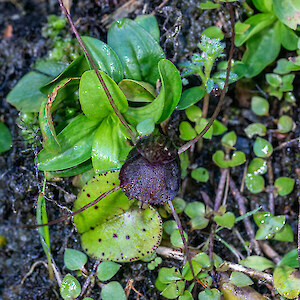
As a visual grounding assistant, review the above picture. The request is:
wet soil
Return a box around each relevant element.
[0,0,299,299]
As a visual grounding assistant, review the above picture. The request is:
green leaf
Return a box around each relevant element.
[186,105,202,123]
[108,18,165,86]
[248,158,268,175]
[214,212,235,229]
[281,74,294,92]
[253,211,272,227]
[97,261,121,281]
[161,281,185,299]
[136,118,155,136]
[235,13,276,47]
[118,79,155,102]
[251,96,269,116]
[253,137,273,158]
[190,216,209,230]
[0,122,12,154]
[273,266,300,299]
[240,256,275,271]
[170,229,188,249]
[176,86,206,110]
[278,115,294,133]
[245,174,265,194]
[221,131,236,148]
[134,14,160,42]
[266,73,282,87]
[124,59,181,126]
[273,0,300,30]
[179,121,197,141]
[242,22,281,78]
[7,60,66,112]
[191,167,209,182]
[193,253,211,269]
[182,260,202,281]
[212,120,227,136]
[195,118,213,139]
[81,36,123,83]
[255,216,285,240]
[36,115,100,171]
[198,288,221,300]
[200,1,220,10]
[228,151,246,167]
[202,26,224,40]
[158,267,183,284]
[92,116,131,173]
[184,202,205,218]
[252,0,273,12]
[274,177,295,196]
[179,290,193,300]
[163,220,178,235]
[279,23,299,51]
[64,248,87,271]
[229,271,253,287]
[101,281,126,300]
[279,249,299,268]
[244,123,267,138]
[274,57,300,74]
[212,150,228,168]
[79,70,128,121]
[172,197,186,214]
[274,224,294,242]
[60,274,81,300]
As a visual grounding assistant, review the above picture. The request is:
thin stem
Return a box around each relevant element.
[178,2,235,154]
[56,0,137,145]
[28,185,120,228]
[168,200,196,283]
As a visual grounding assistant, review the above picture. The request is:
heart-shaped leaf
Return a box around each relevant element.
[214,212,235,229]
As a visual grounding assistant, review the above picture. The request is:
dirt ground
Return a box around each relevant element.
[0,0,299,299]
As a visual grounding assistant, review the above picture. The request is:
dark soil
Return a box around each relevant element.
[0,1,299,299]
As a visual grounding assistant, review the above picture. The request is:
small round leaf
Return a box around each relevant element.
[253,138,273,158]
[277,115,293,133]
[64,248,88,271]
[184,202,205,218]
[191,167,209,182]
[170,229,188,249]
[97,261,121,281]
[248,158,267,175]
[244,123,267,138]
[229,271,253,287]
[245,174,265,194]
[60,274,81,300]
[274,177,295,196]
[251,96,269,116]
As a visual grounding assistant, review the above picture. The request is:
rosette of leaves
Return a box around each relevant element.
[235,0,300,77]
[7,15,182,177]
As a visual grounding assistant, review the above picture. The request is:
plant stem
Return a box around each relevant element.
[56,0,137,145]
[178,2,235,154]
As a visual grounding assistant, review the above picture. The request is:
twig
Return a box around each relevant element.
[258,241,281,265]
[156,246,184,260]
[274,136,300,151]
[229,177,262,255]
[80,260,100,297]
[200,191,214,209]
[223,261,273,283]
[21,261,48,285]
[214,168,228,211]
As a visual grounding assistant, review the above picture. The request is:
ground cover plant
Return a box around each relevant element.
[1,0,300,299]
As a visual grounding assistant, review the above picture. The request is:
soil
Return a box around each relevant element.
[0,0,299,299]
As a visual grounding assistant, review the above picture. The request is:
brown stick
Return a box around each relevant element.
[229,177,262,255]
[178,2,236,154]
[57,0,137,145]
[214,168,228,211]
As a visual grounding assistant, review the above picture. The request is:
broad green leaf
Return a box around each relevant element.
[221,131,236,148]
[200,1,220,9]
[253,137,273,158]
[251,96,269,116]
[7,60,66,112]
[136,118,155,136]
[41,54,88,94]
[97,261,121,281]
[161,281,185,299]
[158,267,183,284]
[253,211,272,227]
[182,260,202,281]
[179,290,193,300]
[229,271,253,287]
[243,22,281,78]
[0,122,12,154]
[273,266,300,299]
[60,274,81,300]
[36,115,100,171]
[186,105,202,123]
[79,70,128,121]
[190,216,209,230]
[108,18,165,86]
[278,115,294,133]
[274,57,300,74]
[118,79,155,102]
[124,59,181,125]
[79,202,162,262]
[73,171,130,233]
[191,167,209,182]
[184,202,205,218]
[279,249,299,268]
[179,121,197,141]
[193,253,211,269]
[244,123,267,138]
[235,13,276,47]
[229,152,246,168]
[279,23,299,51]
[245,174,265,194]
[82,36,123,83]
[273,0,300,30]
[274,224,294,242]
[64,248,87,271]
[92,115,132,173]
[274,177,295,196]
[170,229,188,249]
[212,150,228,168]
[176,86,206,110]
[252,0,273,12]
[248,158,267,175]
[198,288,221,300]
[255,216,285,240]
[101,282,126,300]
[202,26,224,40]
[240,256,275,271]
[134,14,160,42]
[266,73,282,87]
[214,212,235,229]
[212,120,227,136]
